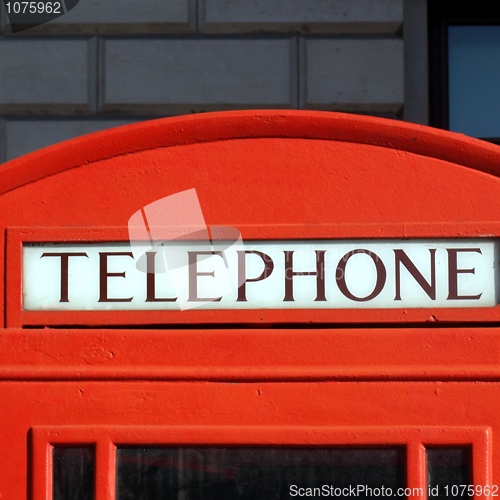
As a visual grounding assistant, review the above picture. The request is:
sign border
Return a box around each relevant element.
[7,225,500,327]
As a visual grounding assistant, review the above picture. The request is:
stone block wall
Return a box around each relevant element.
[0,0,416,161]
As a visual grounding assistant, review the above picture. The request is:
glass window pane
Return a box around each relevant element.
[448,25,500,138]
[116,446,405,500]
[427,447,472,500]
[53,446,94,500]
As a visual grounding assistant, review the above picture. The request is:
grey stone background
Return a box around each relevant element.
[0,0,428,162]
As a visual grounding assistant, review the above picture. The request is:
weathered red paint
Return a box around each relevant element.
[0,110,500,499]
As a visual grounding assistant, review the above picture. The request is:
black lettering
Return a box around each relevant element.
[447,248,483,300]
[41,252,88,303]
[283,250,326,302]
[188,251,224,302]
[394,249,436,300]
[99,252,134,302]
[336,249,386,302]
[145,252,177,302]
[237,250,274,302]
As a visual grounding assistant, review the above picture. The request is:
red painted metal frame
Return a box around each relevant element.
[2,110,500,197]
[2,327,500,382]
[31,425,491,500]
[7,225,500,327]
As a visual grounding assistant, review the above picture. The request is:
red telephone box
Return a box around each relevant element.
[1,110,500,499]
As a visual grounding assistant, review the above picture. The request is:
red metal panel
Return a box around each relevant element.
[2,136,500,229]
[0,381,495,499]
[1,327,500,382]
[1,110,500,197]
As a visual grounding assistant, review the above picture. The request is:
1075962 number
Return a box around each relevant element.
[5,2,61,14]
[443,485,499,496]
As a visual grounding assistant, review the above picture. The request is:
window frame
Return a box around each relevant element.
[428,1,500,143]
[31,425,491,500]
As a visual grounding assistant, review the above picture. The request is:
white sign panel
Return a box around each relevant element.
[22,240,497,311]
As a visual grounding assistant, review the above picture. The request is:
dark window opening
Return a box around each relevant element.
[116,446,406,500]
[427,447,472,500]
[52,446,94,500]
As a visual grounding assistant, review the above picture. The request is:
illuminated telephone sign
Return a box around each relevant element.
[23,239,496,310]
